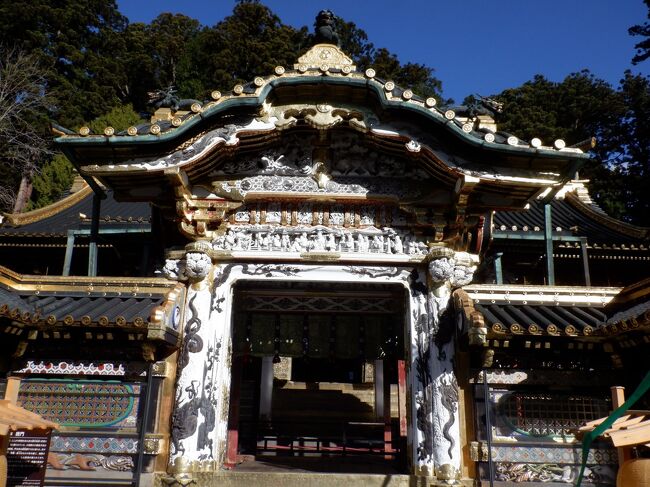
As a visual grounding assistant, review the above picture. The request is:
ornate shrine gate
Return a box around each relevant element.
[55,32,588,485]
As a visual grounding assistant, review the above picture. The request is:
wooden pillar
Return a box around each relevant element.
[580,238,591,286]
[374,360,384,419]
[62,232,75,276]
[0,431,6,487]
[611,386,632,466]
[259,356,273,421]
[225,356,243,468]
[544,203,555,285]
[397,359,407,463]
[494,252,503,285]
[383,359,392,458]
[88,192,101,277]
[1,377,21,487]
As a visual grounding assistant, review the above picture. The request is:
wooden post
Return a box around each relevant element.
[494,253,503,285]
[0,377,21,487]
[225,356,243,468]
[383,360,392,459]
[580,238,591,286]
[544,203,555,285]
[0,376,57,487]
[259,356,273,421]
[396,359,407,466]
[4,377,20,405]
[374,360,384,419]
[611,386,632,465]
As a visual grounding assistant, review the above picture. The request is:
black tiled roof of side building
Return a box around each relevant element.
[494,193,650,247]
[0,187,151,238]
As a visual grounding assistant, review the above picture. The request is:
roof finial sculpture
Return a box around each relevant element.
[314,10,340,46]
[295,11,354,72]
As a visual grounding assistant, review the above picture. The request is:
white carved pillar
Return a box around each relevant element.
[162,243,226,481]
[409,248,477,483]
[427,248,477,483]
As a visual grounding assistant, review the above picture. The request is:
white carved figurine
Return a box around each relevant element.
[393,235,404,254]
[326,233,337,251]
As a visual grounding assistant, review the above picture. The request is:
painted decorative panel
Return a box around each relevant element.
[49,436,140,454]
[17,380,141,429]
[12,360,147,377]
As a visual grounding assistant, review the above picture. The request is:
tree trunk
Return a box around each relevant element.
[12,174,33,213]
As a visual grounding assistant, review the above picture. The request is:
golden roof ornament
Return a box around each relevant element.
[294,10,356,72]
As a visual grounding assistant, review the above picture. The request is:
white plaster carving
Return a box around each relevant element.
[211,132,429,180]
[162,259,185,281]
[211,226,428,256]
[184,252,212,281]
[265,203,281,223]
[234,209,250,223]
[360,206,375,225]
[87,118,276,172]
[423,250,479,482]
[329,205,344,225]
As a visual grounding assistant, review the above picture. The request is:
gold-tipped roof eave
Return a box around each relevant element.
[2,184,93,227]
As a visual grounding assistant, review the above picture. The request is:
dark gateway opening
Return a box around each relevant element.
[225,281,409,474]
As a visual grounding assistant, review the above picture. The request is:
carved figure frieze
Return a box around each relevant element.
[217,174,427,199]
[47,452,134,472]
[212,226,428,255]
[89,118,274,172]
[211,132,429,180]
[494,463,616,484]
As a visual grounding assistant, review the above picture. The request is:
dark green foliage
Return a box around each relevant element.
[28,154,75,210]
[629,0,650,64]
[28,104,144,210]
[87,103,144,134]
[182,2,309,99]
[491,72,623,145]
[0,0,129,128]
[610,72,650,224]
[490,71,649,225]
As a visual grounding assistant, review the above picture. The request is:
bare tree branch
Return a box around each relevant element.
[0,46,52,212]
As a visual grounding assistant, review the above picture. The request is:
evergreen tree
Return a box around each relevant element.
[183,1,309,99]
[331,18,445,102]
[630,0,650,64]
[490,71,649,225]
[28,104,144,210]
[0,0,129,127]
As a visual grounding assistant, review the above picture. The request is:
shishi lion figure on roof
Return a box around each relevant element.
[314,9,340,46]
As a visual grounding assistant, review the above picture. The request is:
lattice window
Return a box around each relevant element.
[500,392,610,437]
[0,380,142,429]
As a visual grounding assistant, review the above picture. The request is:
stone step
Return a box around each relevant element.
[193,471,411,487]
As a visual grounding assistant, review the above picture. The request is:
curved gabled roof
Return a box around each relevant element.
[53,44,588,211]
[55,69,584,158]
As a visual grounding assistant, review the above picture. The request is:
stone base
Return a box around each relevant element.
[155,472,474,487]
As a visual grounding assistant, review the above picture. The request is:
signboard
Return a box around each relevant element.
[6,428,51,487]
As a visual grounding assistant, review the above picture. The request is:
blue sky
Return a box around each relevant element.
[117,0,649,102]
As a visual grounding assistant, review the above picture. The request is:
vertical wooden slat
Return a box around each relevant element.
[225,357,243,468]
